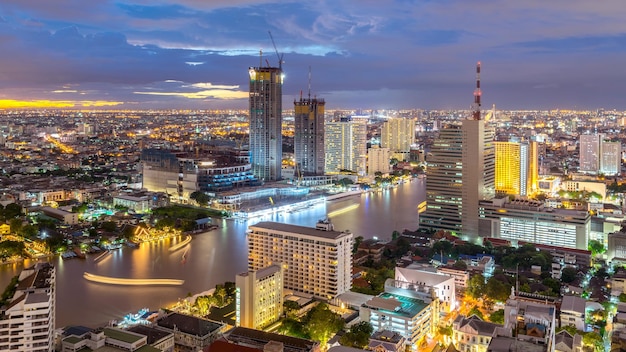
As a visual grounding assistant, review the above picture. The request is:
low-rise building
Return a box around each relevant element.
[559,295,586,331]
[368,330,406,352]
[554,330,583,352]
[226,326,320,352]
[61,327,162,352]
[41,206,78,225]
[128,325,175,352]
[451,315,500,352]
[436,266,469,290]
[395,265,456,313]
[155,312,223,352]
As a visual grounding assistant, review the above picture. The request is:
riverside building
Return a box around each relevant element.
[294,96,325,176]
[247,220,352,300]
[0,263,55,352]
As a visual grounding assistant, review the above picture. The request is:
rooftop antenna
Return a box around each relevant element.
[472,61,482,120]
[259,49,262,68]
[268,31,284,69]
[308,66,312,100]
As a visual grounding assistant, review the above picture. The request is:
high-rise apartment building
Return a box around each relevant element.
[324,118,367,176]
[368,145,391,175]
[579,134,600,173]
[249,66,283,181]
[294,97,325,176]
[600,140,621,176]
[235,264,283,329]
[579,133,621,175]
[0,263,55,352]
[381,117,416,161]
[247,220,352,300]
[495,141,538,196]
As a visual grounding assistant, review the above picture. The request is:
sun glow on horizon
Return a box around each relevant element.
[0,99,125,109]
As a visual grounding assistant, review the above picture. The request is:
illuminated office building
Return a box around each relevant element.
[495,141,538,196]
[294,97,325,176]
[324,118,367,176]
[249,66,283,181]
[579,133,621,176]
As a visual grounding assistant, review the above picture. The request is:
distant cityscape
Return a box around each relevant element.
[1,30,626,352]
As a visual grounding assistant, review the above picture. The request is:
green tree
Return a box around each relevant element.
[284,300,301,319]
[20,225,38,239]
[9,218,23,234]
[431,240,453,257]
[588,240,606,256]
[619,292,626,303]
[214,284,227,307]
[101,221,117,233]
[466,274,486,299]
[561,267,578,283]
[353,236,364,254]
[438,324,453,337]
[489,309,505,324]
[339,321,373,349]
[190,191,211,207]
[453,260,468,270]
[305,303,345,346]
[542,277,561,296]
[582,331,603,352]
[468,306,484,320]
[3,203,22,219]
[194,295,212,316]
[485,277,512,302]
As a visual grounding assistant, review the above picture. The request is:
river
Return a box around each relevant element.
[0,179,425,328]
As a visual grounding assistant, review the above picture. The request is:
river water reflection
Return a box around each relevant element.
[0,180,425,328]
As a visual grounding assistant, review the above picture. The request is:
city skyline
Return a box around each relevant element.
[1,1,626,110]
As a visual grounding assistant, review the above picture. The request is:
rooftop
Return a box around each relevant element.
[157,312,223,336]
[364,292,428,318]
[250,221,351,240]
[228,326,318,351]
[103,327,145,344]
[127,325,172,344]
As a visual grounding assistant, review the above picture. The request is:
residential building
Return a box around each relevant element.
[380,117,416,161]
[559,295,586,331]
[436,266,469,290]
[451,315,500,352]
[368,145,391,175]
[155,312,223,352]
[499,293,557,351]
[325,118,367,176]
[554,330,583,352]
[579,134,600,173]
[368,330,407,352]
[478,198,590,250]
[494,141,538,196]
[249,66,283,181]
[608,231,626,265]
[294,96,325,176]
[61,327,160,352]
[0,263,55,352]
[579,133,621,175]
[235,264,284,329]
[600,140,621,175]
[247,220,352,299]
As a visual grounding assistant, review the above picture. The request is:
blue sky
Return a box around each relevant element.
[0,0,625,110]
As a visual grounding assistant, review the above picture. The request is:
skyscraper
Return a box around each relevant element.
[381,117,416,161]
[420,62,495,239]
[495,141,538,196]
[419,125,464,234]
[249,66,283,181]
[324,117,367,176]
[294,96,325,176]
[579,133,622,175]
[600,140,621,176]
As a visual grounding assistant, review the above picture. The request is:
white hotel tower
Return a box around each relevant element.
[247,220,353,300]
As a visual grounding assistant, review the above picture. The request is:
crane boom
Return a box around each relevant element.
[268,30,283,69]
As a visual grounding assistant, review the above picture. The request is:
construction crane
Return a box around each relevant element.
[268,31,284,69]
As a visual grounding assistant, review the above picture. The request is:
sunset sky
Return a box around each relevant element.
[1,0,625,110]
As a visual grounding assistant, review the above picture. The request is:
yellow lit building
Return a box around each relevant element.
[495,141,538,196]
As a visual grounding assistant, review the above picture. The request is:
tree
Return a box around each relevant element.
[194,295,212,316]
[101,221,117,233]
[619,292,626,303]
[190,191,211,207]
[466,274,486,299]
[9,218,23,234]
[489,309,505,324]
[582,331,603,352]
[353,236,364,254]
[588,240,606,256]
[284,300,300,319]
[468,306,484,320]
[214,284,227,307]
[339,321,373,349]
[431,240,453,257]
[561,267,578,283]
[485,277,512,302]
[305,303,345,347]
[453,260,468,270]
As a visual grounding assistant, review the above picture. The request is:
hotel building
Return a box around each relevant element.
[294,97,325,176]
[478,197,590,250]
[235,264,284,329]
[249,66,283,181]
[247,220,352,299]
[381,117,416,161]
[324,118,367,176]
[494,141,538,196]
[368,145,391,175]
[0,263,55,352]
